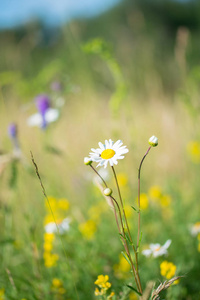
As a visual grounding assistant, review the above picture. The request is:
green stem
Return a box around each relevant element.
[90,165,108,188]
[110,195,141,292]
[137,146,151,248]
[111,166,132,243]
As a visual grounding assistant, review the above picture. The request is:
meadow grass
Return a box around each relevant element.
[0,17,200,300]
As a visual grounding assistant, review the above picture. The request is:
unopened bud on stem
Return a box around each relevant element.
[103,188,112,196]
[148,135,158,147]
[84,157,92,165]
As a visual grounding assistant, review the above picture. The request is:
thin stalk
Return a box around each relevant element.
[137,146,151,249]
[111,166,143,294]
[110,195,141,292]
[111,166,132,243]
[90,165,108,187]
[31,152,80,300]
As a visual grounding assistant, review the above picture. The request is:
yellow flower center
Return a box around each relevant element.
[155,246,161,252]
[101,149,115,159]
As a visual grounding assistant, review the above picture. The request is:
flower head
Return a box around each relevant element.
[148,135,158,147]
[104,188,112,196]
[8,123,17,139]
[89,139,129,168]
[35,94,50,116]
[95,275,111,289]
[27,108,59,128]
[160,260,176,279]
[84,157,92,165]
[142,239,171,258]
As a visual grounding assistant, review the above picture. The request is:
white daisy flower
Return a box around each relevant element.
[89,139,129,168]
[27,108,59,128]
[44,217,71,234]
[142,239,171,258]
[190,222,200,236]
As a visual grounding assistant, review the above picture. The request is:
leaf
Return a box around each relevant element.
[127,285,142,296]
[131,206,139,213]
[125,232,133,246]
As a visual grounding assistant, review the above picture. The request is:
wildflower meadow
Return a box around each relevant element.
[1,1,200,299]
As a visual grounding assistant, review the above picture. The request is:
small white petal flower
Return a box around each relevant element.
[148,135,158,147]
[44,218,71,234]
[190,222,200,236]
[89,139,129,168]
[142,239,171,258]
[27,108,59,127]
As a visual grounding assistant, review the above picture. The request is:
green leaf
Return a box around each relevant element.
[131,206,139,213]
[125,232,133,246]
[127,285,142,296]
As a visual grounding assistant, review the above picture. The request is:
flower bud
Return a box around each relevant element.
[84,157,92,165]
[103,188,112,196]
[148,135,158,147]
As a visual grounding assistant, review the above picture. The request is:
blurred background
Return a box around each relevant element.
[1,0,200,299]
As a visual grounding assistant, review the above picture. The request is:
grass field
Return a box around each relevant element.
[0,6,200,299]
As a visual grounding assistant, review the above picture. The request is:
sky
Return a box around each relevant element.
[0,0,123,30]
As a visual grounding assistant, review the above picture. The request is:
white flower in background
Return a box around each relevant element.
[45,218,71,234]
[89,139,129,168]
[142,239,171,258]
[27,94,59,129]
[27,108,59,128]
[148,135,158,147]
[190,222,200,236]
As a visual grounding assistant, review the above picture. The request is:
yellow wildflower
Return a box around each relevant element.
[94,275,113,298]
[44,233,55,242]
[58,199,70,210]
[160,261,176,279]
[160,194,171,207]
[79,220,97,240]
[140,193,149,210]
[107,291,115,299]
[95,275,111,289]
[187,141,200,164]
[44,253,59,268]
[113,254,130,278]
[94,287,103,296]
[149,186,162,200]
[44,214,55,225]
[43,241,53,252]
[52,278,63,288]
[45,196,57,210]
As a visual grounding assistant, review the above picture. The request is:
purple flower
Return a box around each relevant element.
[8,123,20,152]
[35,94,50,115]
[8,123,17,138]
[35,94,51,128]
